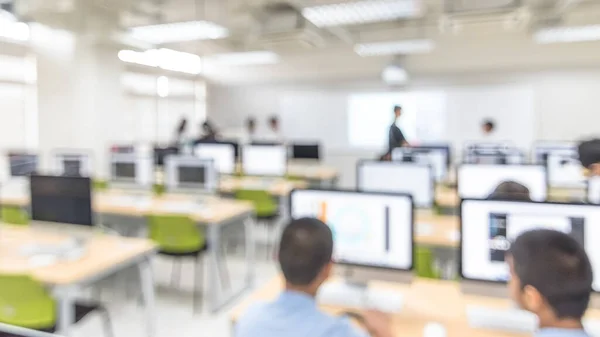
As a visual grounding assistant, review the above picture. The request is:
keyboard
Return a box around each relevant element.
[467,306,600,335]
[317,282,404,313]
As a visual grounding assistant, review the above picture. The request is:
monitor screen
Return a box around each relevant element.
[458,164,547,201]
[194,143,235,175]
[178,166,206,184]
[357,161,434,208]
[242,145,287,176]
[194,140,240,159]
[9,153,38,177]
[114,162,136,178]
[290,189,413,271]
[63,159,82,177]
[588,177,600,204]
[465,149,524,165]
[391,146,448,181]
[30,175,93,226]
[546,149,586,188]
[461,199,600,291]
[532,141,577,165]
[292,143,320,160]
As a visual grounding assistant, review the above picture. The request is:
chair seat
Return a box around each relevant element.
[257,213,280,222]
[159,243,209,257]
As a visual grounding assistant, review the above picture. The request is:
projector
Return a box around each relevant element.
[382,62,409,86]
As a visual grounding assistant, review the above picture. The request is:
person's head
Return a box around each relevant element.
[393,106,402,119]
[487,181,532,201]
[202,121,216,135]
[278,217,334,295]
[176,118,187,135]
[246,117,256,133]
[578,139,600,176]
[269,116,279,131]
[507,230,593,325]
[482,119,495,134]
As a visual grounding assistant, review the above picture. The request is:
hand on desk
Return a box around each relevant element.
[362,310,394,337]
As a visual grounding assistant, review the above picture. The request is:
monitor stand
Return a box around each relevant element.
[317,266,411,313]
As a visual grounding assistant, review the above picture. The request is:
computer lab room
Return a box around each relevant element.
[3,0,600,337]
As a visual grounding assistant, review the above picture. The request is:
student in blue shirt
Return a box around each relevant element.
[507,229,593,337]
[235,217,393,337]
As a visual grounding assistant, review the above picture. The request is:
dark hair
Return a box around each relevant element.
[482,119,495,131]
[278,218,333,286]
[269,116,279,126]
[393,106,402,113]
[578,139,600,168]
[487,181,532,201]
[509,229,593,319]
[246,117,256,129]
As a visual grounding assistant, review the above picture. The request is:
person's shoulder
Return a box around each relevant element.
[324,315,370,337]
[236,301,271,327]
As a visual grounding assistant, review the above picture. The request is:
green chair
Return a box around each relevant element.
[1,207,29,226]
[234,189,279,258]
[147,215,229,312]
[92,179,109,191]
[0,274,113,336]
[415,247,440,279]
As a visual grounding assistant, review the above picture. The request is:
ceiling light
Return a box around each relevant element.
[209,51,280,66]
[302,0,421,28]
[355,39,435,56]
[534,25,600,44]
[118,48,202,74]
[129,20,228,44]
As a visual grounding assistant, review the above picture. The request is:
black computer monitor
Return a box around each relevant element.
[62,159,82,177]
[153,146,179,167]
[114,162,136,179]
[291,143,321,160]
[30,175,93,226]
[8,153,38,177]
[178,165,206,184]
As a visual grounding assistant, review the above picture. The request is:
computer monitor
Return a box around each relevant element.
[164,156,216,192]
[242,145,287,176]
[357,161,434,208]
[546,149,586,188]
[391,145,449,182]
[291,143,321,161]
[30,175,93,226]
[109,153,153,187]
[52,151,92,177]
[194,143,235,175]
[110,145,135,154]
[588,177,600,204]
[194,139,240,159]
[532,141,577,165]
[458,164,547,201]
[153,146,179,167]
[8,152,38,177]
[465,148,524,165]
[290,189,414,284]
[460,199,600,299]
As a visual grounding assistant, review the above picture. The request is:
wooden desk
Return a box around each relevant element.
[230,277,600,337]
[0,224,157,336]
[287,162,339,185]
[219,177,307,197]
[415,212,459,248]
[436,185,460,208]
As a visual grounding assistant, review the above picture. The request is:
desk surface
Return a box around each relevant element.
[219,177,307,197]
[415,212,459,248]
[233,162,339,181]
[0,224,156,285]
[0,190,255,224]
[230,277,600,337]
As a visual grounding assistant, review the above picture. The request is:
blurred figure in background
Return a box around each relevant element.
[243,117,257,144]
[385,106,409,160]
[174,118,188,146]
[487,181,532,201]
[578,139,600,176]
[481,119,496,137]
[261,115,283,143]
[199,120,219,141]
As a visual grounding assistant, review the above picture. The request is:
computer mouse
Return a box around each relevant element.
[423,322,446,337]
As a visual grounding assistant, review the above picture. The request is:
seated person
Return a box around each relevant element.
[579,139,600,176]
[235,217,393,337]
[487,181,532,201]
[507,229,593,337]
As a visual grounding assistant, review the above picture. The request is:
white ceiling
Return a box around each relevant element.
[12,0,600,84]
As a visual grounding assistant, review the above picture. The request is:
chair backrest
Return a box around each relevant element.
[235,189,278,217]
[147,215,205,253]
[1,207,29,226]
[0,274,56,329]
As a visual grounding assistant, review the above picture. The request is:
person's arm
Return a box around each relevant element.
[333,310,394,337]
[361,310,394,337]
[396,128,410,147]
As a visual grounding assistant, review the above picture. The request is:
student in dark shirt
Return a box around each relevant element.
[388,106,409,153]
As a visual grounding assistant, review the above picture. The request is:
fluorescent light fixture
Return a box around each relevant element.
[302,0,420,27]
[130,20,228,44]
[534,25,600,44]
[355,39,435,56]
[118,48,202,74]
[209,51,279,66]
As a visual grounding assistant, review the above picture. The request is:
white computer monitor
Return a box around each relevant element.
[194,143,235,175]
[458,164,547,201]
[391,146,448,182]
[588,177,600,204]
[461,199,600,292]
[52,151,92,177]
[109,153,153,187]
[242,145,287,176]
[290,189,413,273]
[532,141,577,165]
[357,161,434,208]
[465,148,524,165]
[164,156,217,192]
[546,149,586,188]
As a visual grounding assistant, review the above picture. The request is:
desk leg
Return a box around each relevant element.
[244,215,256,288]
[56,287,76,336]
[138,258,156,337]
[207,223,220,312]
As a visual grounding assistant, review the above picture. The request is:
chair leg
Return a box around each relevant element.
[99,307,115,337]
[218,248,231,291]
[193,255,204,313]
[171,259,181,288]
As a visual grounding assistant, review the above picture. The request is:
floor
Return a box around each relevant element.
[72,253,278,337]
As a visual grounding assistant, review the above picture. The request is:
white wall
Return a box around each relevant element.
[207,69,600,187]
